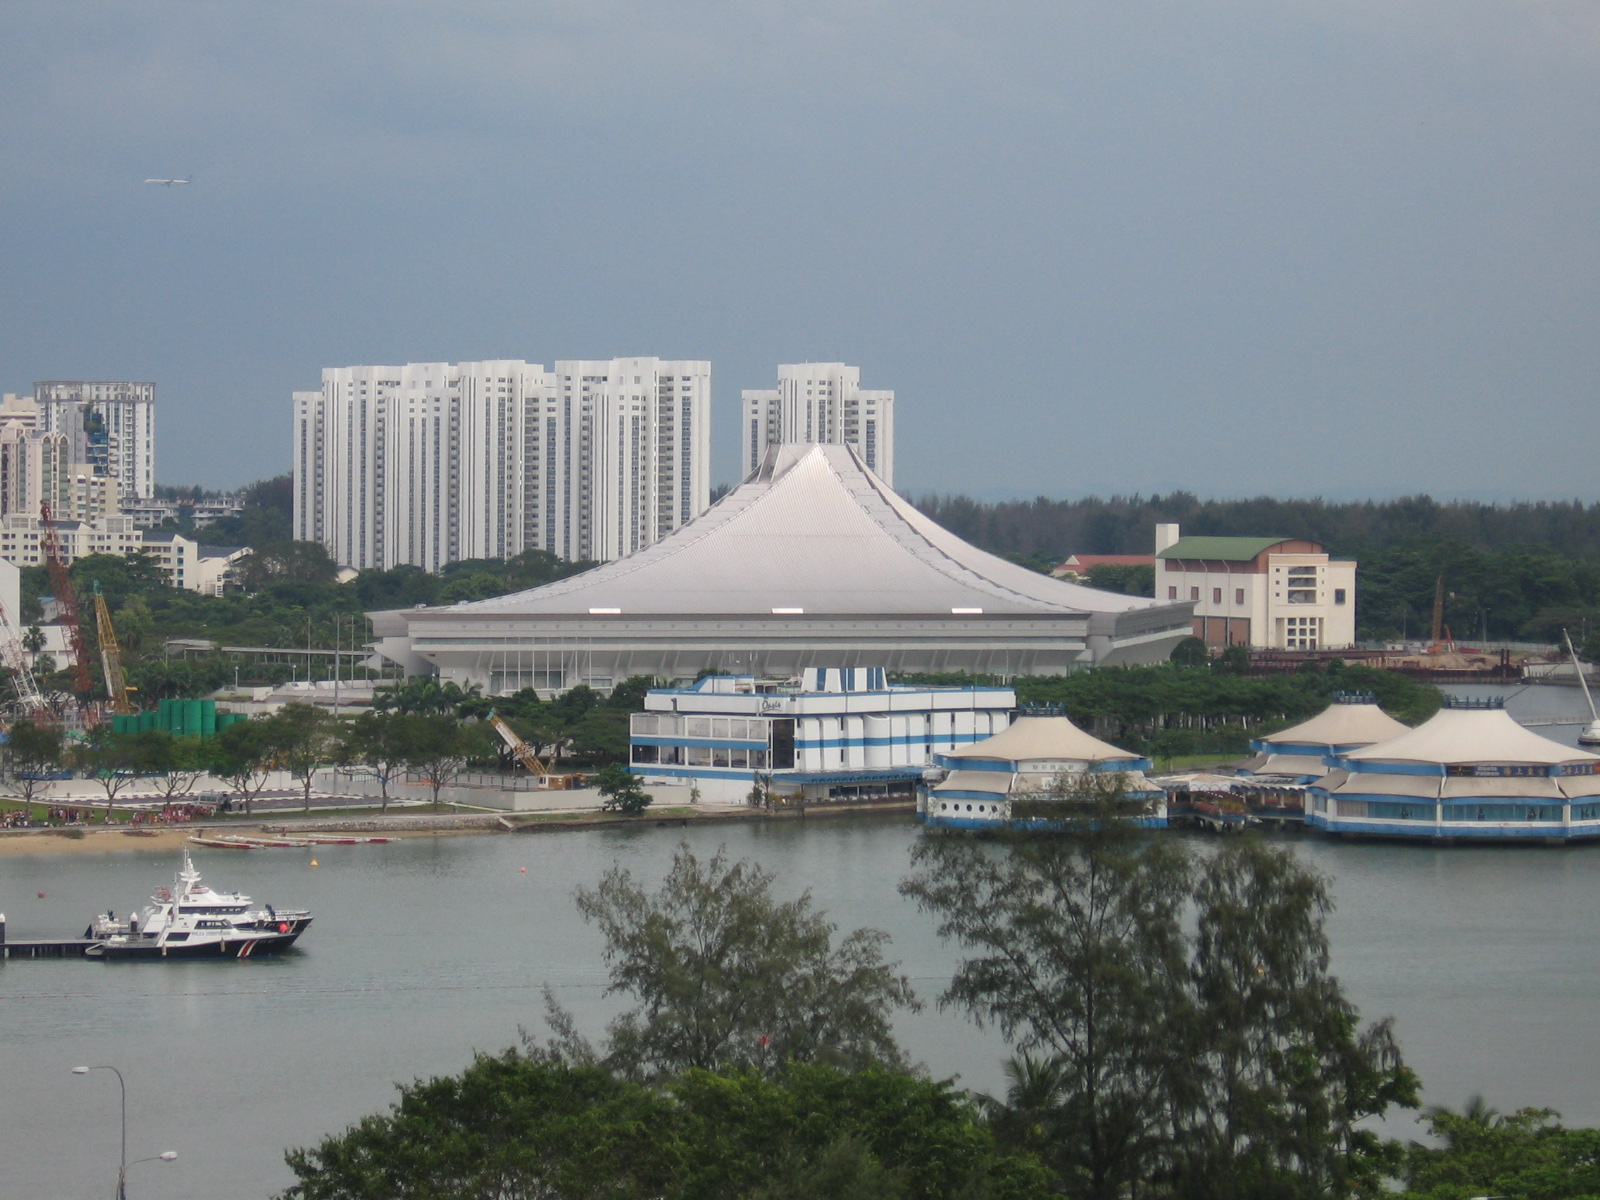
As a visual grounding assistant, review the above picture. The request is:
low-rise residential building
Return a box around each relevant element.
[628,666,1015,805]
[140,533,249,595]
[1154,523,1356,650]
[1050,553,1155,581]
[120,494,246,529]
[0,517,247,594]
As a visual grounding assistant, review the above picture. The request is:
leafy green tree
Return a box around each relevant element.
[233,540,341,591]
[549,682,600,725]
[0,719,65,806]
[1169,635,1209,667]
[72,728,145,817]
[591,763,652,815]
[112,594,155,655]
[904,810,1417,1200]
[279,1054,1052,1200]
[337,711,421,809]
[1085,562,1155,597]
[372,677,481,716]
[402,715,492,810]
[568,844,918,1080]
[1214,643,1251,675]
[135,731,209,807]
[603,674,663,711]
[198,474,294,548]
[1172,839,1419,1197]
[268,702,339,813]
[435,571,507,605]
[69,552,169,606]
[1398,1103,1600,1200]
[565,706,631,762]
[205,718,277,815]
[902,782,1191,1200]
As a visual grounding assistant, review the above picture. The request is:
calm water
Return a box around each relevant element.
[4,684,1599,1199]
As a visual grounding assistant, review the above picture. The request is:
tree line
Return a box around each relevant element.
[917,491,1600,647]
[11,542,595,708]
[916,491,1600,563]
[0,676,663,817]
[896,660,1441,760]
[280,797,1561,1199]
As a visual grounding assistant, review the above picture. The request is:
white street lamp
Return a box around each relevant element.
[72,1065,177,1198]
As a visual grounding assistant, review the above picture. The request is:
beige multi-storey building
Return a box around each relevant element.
[0,394,122,522]
[741,363,894,485]
[1154,523,1357,650]
[293,357,710,571]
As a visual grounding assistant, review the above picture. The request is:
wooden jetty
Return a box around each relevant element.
[0,914,96,959]
[2,938,96,959]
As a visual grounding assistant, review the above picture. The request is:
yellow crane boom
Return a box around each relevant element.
[488,712,548,776]
[93,583,134,715]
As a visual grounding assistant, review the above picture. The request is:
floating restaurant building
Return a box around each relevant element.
[628,666,1015,805]
[1238,694,1412,783]
[369,444,1194,694]
[920,715,1165,831]
[1307,698,1600,841]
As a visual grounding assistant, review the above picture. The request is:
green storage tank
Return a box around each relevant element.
[200,700,217,737]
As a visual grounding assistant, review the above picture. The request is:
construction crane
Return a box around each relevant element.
[93,581,134,715]
[1427,573,1455,655]
[488,711,549,777]
[39,502,96,701]
[0,595,48,719]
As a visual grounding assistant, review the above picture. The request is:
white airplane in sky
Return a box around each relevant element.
[143,175,192,186]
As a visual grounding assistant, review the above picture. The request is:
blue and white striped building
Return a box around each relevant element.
[628,667,1015,804]
[920,715,1166,831]
[1307,697,1600,841]
[1238,693,1411,783]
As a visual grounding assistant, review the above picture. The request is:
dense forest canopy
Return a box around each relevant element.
[915,491,1600,561]
[916,492,1600,644]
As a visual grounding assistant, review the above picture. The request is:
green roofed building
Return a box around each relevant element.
[1154,523,1356,650]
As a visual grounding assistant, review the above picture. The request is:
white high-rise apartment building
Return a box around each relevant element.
[741,363,894,485]
[294,357,710,571]
[34,381,156,500]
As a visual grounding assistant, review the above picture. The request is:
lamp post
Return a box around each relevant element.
[72,1065,177,1198]
[71,1064,124,1192]
[121,1151,178,1198]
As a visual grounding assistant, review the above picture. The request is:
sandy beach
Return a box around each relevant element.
[0,824,489,856]
[0,826,198,856]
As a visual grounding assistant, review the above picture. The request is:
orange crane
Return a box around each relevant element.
[39,503,95,701]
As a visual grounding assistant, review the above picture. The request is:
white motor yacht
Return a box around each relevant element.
[85,850,312,960]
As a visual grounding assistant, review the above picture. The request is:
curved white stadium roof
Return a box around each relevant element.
[452,444,1169,619]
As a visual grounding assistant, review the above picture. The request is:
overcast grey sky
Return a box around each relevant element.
[3,1,1597,501]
